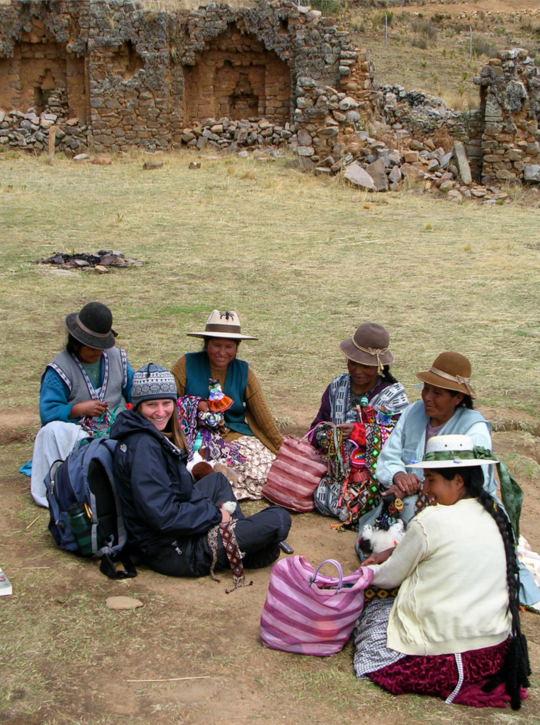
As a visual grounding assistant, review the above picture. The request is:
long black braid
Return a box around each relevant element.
[435,466,531,709]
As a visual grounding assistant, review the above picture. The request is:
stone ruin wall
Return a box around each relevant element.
[1,1,540,185]
[0,0,373,159]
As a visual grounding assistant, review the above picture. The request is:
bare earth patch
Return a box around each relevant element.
[1,154,540,723]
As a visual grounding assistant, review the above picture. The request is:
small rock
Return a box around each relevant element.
[237,150,249,158]
[297,129,313,146]
[106,596,143,611]
[297,146,314,157]
[73,153,89,162]
[524,164,540,182]
[298,156,314,172]
[343,162,376,191]
[315,167,332,176]
[366,158,388,192]
[447,189,463,202]
[143,161,164,170]
[471,187,487,198]
[440,180,455,192]
[188,161,201,169]
[439,152,453,169]
[426,159,439,172]
[388,165,402,183]
[453,141,472,185]
[66,117,79,126]
[403,151,419,163]
[338,97,358,111]
[410,140,424,151]
[92,157,112,166]
[95,265,109,274]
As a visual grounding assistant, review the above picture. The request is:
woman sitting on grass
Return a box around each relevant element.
[171,310,283,500]
[363,350,540,608]
[110,364,291,580]
[355,435,530,710]
[309,322,408,522]
[31,302,134,508]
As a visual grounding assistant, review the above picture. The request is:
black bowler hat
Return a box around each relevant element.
[65,302,117,350]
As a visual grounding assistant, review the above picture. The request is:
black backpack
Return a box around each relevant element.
[44,437,136,579]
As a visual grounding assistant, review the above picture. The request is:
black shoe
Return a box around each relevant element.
[243,544,281,570]
[278,541,294,555]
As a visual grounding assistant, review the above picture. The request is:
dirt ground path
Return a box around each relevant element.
[1,409,540,724]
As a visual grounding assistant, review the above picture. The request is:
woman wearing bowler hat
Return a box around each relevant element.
[310,322,409,436]
[309,323,409,520]
[30,302,135,507]
[367,350,540,609]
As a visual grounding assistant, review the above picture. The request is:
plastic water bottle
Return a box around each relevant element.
[67,503,93,556]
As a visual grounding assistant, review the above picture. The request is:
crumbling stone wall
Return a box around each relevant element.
[472,49,540,185]
[0,0,374,155]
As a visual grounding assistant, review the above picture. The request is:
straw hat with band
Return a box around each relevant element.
[65,302,117,351]
[187,310,257,341]
[416,351,476,399]
[340,322,394,374]
[405,435,498,469]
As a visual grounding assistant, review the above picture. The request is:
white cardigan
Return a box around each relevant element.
[369,498,512,656]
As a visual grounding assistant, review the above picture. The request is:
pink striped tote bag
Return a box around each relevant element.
[260,557,373,656]
[261,435,327,512]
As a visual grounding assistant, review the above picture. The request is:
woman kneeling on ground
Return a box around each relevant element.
[354,435,530,710]
[171,310,284,500]
[362,350,540,608]
[31,302,134,508]
[110,364,291,579]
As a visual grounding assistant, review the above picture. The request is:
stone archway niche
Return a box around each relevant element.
[184,24,291,125]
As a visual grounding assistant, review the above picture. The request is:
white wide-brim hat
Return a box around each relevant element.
[405,435,498,469]
[186,309,258,341]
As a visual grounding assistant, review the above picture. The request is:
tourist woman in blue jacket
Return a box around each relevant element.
[110,364,291,578]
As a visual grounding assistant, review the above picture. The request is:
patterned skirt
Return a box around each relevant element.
[354,599,526,708]
[230,436,276,501]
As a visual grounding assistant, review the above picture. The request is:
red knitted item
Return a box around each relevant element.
[368,639,528,708]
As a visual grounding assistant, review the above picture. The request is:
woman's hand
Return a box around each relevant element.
[336,423,354,440]
[363,547,395,566]
[71,400,109,419]
[221,508,231,524]
[381,484,407,498]
[392,472,421,495]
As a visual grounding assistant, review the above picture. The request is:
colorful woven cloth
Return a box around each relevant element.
[177,395,246,467]
[314,405,396,526]
[208,519,253,594]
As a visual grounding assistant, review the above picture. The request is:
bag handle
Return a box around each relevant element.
[310,558,344,594]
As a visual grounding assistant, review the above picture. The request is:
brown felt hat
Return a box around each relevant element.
[339,323,394,371]
[416,351,476,399]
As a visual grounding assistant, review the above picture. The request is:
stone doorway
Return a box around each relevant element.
[183,24,291,125]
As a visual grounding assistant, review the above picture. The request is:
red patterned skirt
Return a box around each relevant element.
[368,638,527,708]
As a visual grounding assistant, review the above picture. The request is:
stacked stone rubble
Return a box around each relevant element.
[473,49,540,185]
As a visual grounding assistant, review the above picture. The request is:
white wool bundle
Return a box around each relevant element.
[361,520,406,554]
[221,501,238,515]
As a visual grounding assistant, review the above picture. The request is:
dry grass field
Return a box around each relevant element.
[345,0,540,109]
[3,2,540,721]
[1,150,540,724]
